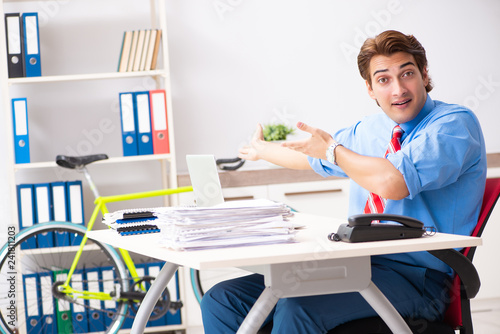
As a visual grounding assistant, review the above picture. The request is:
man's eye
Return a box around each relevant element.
[377,77,387,84]
[403,71,414,77]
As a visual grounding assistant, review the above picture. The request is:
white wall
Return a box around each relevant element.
[0,0,499,326]
[3,0,500,175]
[2,0,499,246]
[164,0,500,171]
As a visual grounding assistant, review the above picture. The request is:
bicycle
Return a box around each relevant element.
[0,154,200,334]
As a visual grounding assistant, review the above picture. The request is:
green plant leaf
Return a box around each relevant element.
[262,123,295,141]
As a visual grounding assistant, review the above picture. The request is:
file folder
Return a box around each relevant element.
[101,266,118,327]
[150,261,181,325]
[85,267,106,332]
[119,92,138,156]
[39,271,57,333]
[4,13,25,78]
[145,262,167,327]
[16,184,37,249]
[53,270,73,333]
[22,13,41,77]
[166,266,182,325]
[23,273,42,333]
[71,269,89,333]
[67,180,85,245]
[11,98,30,164]
[34,183,54,248]
[121,263,147,329]
[51,181,70,247]
[149,90,170,154]
[134,91,153,155]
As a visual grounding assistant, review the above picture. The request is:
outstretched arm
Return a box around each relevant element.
[282,122,409,200]
[238,124,311,170]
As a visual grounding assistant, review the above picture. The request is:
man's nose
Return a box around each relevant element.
[392,79,408,96]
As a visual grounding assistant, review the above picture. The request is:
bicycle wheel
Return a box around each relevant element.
[0,222,129,334]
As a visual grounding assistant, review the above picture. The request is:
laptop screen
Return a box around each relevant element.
[186,154,225,207]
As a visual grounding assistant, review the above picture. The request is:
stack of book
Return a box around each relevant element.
[117,29,162,72]
[103,199,297,251]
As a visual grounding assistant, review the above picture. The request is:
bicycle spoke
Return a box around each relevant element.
[0,222,128,334]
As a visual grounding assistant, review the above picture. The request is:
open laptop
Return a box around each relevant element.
[186,154,225,207]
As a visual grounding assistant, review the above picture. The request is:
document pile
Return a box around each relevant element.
[159,199,296,250]
[102,210,160,236]
[103,199,297,250]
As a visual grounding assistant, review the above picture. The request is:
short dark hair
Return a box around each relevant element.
[357,30,433,92]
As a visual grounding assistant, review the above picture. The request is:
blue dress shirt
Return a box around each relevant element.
[309,95,487,277]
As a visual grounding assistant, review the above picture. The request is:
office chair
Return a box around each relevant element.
[259,178,500,334]
[329,177,500,334]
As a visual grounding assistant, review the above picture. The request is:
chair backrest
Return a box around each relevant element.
[444,177,500,329]
[464,177,500,259]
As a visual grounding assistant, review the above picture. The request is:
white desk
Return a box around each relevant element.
[88,213,482,334]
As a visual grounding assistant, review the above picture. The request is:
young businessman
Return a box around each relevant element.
[200,30,487,333]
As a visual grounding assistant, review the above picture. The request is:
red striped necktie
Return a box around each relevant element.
[363,125,404,214]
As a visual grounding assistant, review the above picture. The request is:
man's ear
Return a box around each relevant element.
[422,67,429,87]
[366,80,376,100]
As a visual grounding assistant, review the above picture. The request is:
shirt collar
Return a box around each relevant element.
[399,94,434,139]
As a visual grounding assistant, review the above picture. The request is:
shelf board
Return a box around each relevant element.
[7,70,167,84]
[14,154,173,170]
[20,243,101,255]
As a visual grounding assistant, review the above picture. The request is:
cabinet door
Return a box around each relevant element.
[222,185,268,202]
[267,179,350,219]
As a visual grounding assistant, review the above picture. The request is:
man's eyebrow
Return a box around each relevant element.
[399,61,416,69]
[372,61,416,77]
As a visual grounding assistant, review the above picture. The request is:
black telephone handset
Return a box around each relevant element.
[330,213,425,243]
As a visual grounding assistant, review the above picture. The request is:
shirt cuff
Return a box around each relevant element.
[387,151,419,200]
[308,156,346,178]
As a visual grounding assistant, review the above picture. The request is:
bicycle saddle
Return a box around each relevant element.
[56,154,109,169]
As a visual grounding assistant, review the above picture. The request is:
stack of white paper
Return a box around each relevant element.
[157,199,296,251]
[102,199,297,250]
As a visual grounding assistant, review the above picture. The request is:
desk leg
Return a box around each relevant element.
[359,281,412,334]
[130,262,179,334]
[236,286,280,334]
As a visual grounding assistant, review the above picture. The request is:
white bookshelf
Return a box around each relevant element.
[0,0,185,333]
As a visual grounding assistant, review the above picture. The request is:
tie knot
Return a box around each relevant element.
[392,125,404,140]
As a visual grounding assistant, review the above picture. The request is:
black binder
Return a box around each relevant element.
[4,13,25,78]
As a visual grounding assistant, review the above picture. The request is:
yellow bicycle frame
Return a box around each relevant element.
[58,186,193,301]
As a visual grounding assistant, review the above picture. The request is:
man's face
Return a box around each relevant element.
[366,52,429,124]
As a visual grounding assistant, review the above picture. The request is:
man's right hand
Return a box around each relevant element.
[238,123,312,170]
[238,124,266,161]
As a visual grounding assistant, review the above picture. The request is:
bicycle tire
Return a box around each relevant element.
[0,222,129,334]
[190,269,204,304]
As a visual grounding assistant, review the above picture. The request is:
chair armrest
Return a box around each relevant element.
[428,249,481,298]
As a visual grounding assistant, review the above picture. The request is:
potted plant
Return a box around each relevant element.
[262,123,295,141]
